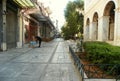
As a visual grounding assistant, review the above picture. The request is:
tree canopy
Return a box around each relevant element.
[61,0,84,40]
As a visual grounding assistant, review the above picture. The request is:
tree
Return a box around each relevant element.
[62,0,84,39]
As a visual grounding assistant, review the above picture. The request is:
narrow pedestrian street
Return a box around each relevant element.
[0,38,80,81]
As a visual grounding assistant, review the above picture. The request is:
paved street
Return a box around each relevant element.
[0,38,80,81]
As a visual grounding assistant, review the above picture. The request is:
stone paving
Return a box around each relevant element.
[0,38,80,81]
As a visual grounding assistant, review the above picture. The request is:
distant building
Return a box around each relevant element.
[84,0,120,45]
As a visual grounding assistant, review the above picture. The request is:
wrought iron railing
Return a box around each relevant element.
[69,45,120,81]
[69,45,84,81]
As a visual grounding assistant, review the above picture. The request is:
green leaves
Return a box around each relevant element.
[61,0,84,39]
[83,41,120,64]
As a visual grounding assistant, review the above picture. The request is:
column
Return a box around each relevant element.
[98,16,109,41]
[114,7,120,45]
[91,22,98,40]
[102,16,109,41]
[18,10,24,47]
[89,22,92,40]
[84,25,89,41]
[17,9,22,48]
[83,25,87,41]
[1,0,7,51]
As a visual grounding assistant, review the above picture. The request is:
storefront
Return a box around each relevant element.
[24,18,39,43]
[0,0,35,51]
[6,1,18,48]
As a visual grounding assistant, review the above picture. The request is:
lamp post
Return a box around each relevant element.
[76,8,84,53]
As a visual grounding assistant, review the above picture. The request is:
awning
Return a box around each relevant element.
[13,0,34,8]
[30,13,48,22]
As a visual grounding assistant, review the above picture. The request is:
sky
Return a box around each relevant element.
[39,0,75,31]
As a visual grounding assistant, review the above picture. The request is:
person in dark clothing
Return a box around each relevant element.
[35,36,42,47]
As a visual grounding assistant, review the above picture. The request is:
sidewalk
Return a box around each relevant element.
[0,38,81,81]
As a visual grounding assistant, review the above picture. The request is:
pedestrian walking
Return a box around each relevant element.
[35,36,42,47]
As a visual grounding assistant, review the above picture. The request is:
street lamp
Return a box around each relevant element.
[76,8,84,53]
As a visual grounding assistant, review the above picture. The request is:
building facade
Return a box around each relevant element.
[0,0,21,51]
[84,0,120,45]
[0,0,55,51]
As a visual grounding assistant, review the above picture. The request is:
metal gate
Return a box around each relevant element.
[6,8,17,49]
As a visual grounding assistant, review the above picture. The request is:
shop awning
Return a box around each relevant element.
[13,0,34,8]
